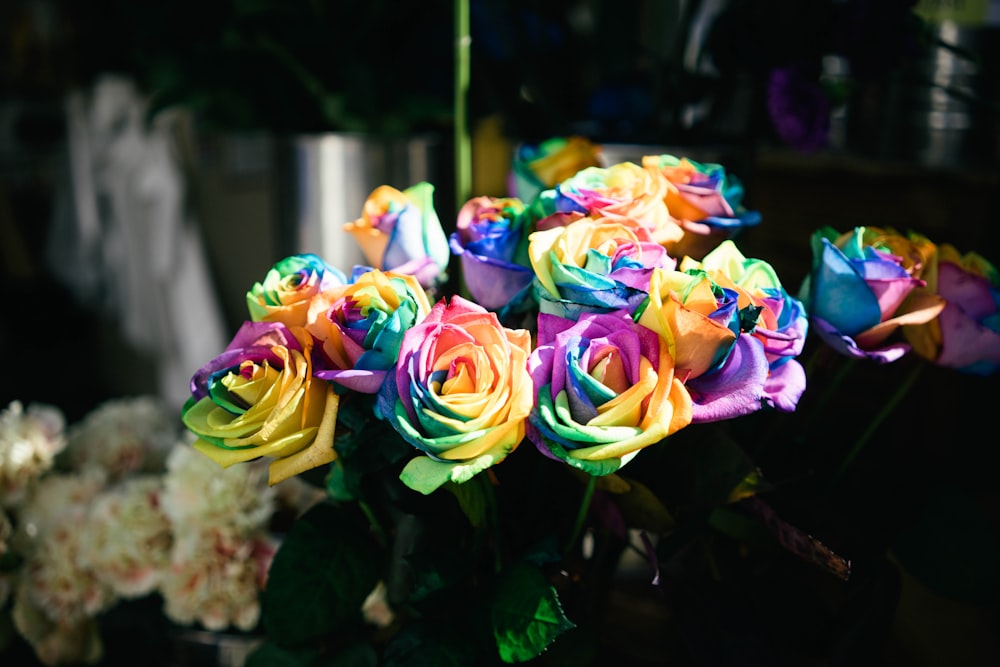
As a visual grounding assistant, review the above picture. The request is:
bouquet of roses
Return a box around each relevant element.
[178,139,1000,666]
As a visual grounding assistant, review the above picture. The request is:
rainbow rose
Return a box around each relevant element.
[307,268,432,393]
[377,296,533,494]
[527,310,692,475]
[528,218,675,320]
[903,240,1000,375]
[530,161,684,247]
[448,195,534,314]
[509,136,604,205]
[680,240,809,413]
[344,182,450,289]
[639,267,771,422]
[641,154,762,260]
[182,321,339,485]
[799,226,946,363]
[246,253,346,327]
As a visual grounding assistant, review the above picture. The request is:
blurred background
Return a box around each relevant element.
[3,0,998,418]
[2,1,999,665]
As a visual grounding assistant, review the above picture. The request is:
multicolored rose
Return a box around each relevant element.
[528,217,675,320]
[307,268,432,393]
[641,154,762,260]
[344,182,450,289]
[448,196,534,313]
[246,253,346,327]
[182,321,339,485]
[530,161,685,248]
[377,296,533,494]
[527,310,692,475]
[799,226,946,363]
[673,240,809,415]
[508,136,604,205]
[902,239,1000,375]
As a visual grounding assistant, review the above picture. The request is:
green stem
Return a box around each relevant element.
[358,500,388,548]
[563,475,598,557]
[830,361,925,487]
[478,472,502,573]
[453,0,471,214]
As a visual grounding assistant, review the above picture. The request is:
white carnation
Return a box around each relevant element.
[162,443,275,534]
[0,400,67,508]
[160,527,277,632]
[79,475,172,598]
[61,396,177,480]
[14,469,107,553]
[12,592,103,667]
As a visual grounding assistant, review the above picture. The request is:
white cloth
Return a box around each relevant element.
[47,75,228,412]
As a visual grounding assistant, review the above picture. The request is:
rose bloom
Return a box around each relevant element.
[902,240,1000,375]
[641,153,762,260]
[527,310,693,475]
[344,182,450,289]
[0,400,65,508]
[678,240,809,413]
[530,161,685,247]
[377,296,533,494]
[528,217,676,320]
[799,226,946,363]
[246,253,346,327]
[508,135,604,205]
[449,195,535,314]
[307,268,432,394]
[182,321,340,485]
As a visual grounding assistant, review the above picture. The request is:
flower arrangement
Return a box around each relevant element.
[170,139,1000,666]
[6,137,997,666]
[0,396,323,666]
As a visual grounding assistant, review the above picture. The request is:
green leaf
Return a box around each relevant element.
[382,621,478,667]
[403,549,474,604]
[443,479,487,528]
[262,502,383,647]
[612,476,675,533]
[400,455,497,495]
[489,562,576,663]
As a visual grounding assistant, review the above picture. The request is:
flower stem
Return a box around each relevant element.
[478,471,502,573]
[453,0,471,213]
[830,361,925,487]
[798,356,858,438]
[563,475,598,557]
[358,499,388,548]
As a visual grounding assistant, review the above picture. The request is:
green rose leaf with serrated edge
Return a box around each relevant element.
[262,502,382,647]
[490,562,576,663]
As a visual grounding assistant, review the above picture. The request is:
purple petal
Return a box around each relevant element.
[762,359,807,412]
[811,316,910,364]
[688,335,770,423]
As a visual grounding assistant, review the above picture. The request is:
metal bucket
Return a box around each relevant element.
[852,21,999,168]
[274,133,444,275]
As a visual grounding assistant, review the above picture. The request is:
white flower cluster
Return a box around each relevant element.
[61,396,177,481]
[158,443,278,632]
[0,396,285,666]
[0,401,66,508]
